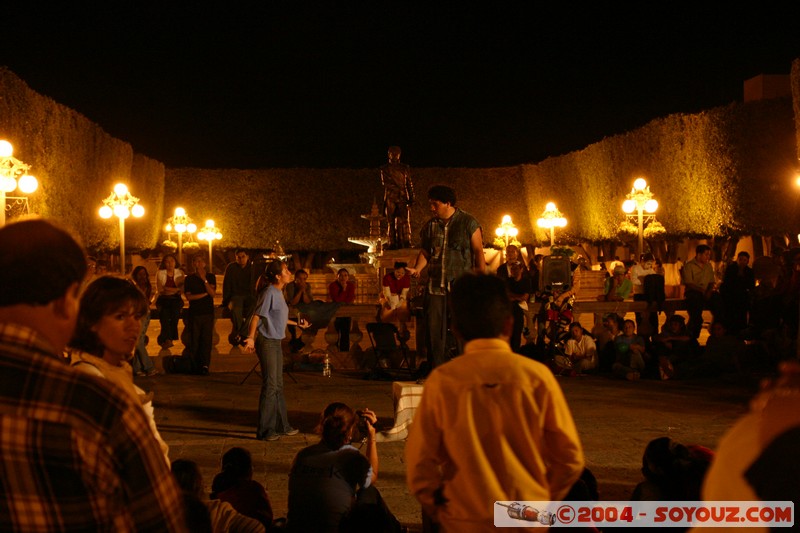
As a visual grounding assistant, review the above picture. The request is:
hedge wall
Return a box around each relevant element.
[0,67,165,251]
[165,165,530,251]
[521,98,797,242]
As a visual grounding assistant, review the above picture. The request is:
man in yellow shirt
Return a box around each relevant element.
[405,273,584,532]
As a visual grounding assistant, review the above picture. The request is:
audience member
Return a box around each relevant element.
[406,274,584,531]
[631,437,714,501]
[598,264,632,302]
[555,321,597,375]
[379,262,412,327]
[329,267,356,351]
[285,268,314,351]
[183,254,217,375]
[719,251,755,335]
[613,319,647,381]
[496,244,526,279]
[631,253,659,338]
[651,315,699,380]
[0,218,185,531]
[287,402,399,532]
[210,447,275,530]
[701,321,744,375]
[503,260,533,353]
[406,184,486,370]
[682,244,718,339]
[156,253,185,349]
[595,313,623,373]
[172,458,265,533]
[130,264,159,376]
[222,248,258,346]
[67,275,170,464]
[244,260,307,441]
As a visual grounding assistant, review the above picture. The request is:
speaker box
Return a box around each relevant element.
[540,256,572,292]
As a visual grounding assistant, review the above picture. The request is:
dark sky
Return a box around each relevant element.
[2,3,799,169]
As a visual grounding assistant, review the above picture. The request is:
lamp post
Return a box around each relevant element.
[0,140,38,227]
[165,207,197,267]
[197,219,222,269]
[536,202,567,247]
[495,215,519,248]
[622,177,658,259]
[99,183,144,274]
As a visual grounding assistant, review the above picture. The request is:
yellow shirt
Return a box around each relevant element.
[406,338,584,532]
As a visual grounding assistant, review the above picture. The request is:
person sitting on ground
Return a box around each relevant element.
[555,322,598,375]
[594,313,623,373]
[210,447,275,531]
[651,314,699,379]
[287,402,399,532]
[597,264,632,302]
[172,458,266,533]
[613,319,647,381]
[67,275,170,465]
[701,320,745,375]
[631,436,714,501]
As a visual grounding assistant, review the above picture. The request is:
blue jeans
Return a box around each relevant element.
[256,336,293,438]
[132,312,156,374]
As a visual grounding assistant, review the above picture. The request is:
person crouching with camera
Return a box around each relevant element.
[286,402,400,532]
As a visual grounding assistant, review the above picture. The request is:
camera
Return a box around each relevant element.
[354,410,381,438]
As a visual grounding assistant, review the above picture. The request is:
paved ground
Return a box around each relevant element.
[139,313,761,531]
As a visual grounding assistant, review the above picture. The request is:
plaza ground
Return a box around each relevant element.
[141,312,759,531]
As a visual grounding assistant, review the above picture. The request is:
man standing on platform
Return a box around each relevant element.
[222,248,257,346]
[380,145,415,250]
[407,185,486,370]
[682,244,718,339]
[0,219,186,531]
[406,274,584,531]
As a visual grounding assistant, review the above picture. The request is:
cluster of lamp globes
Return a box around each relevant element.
[622,178,658,214]
[536,203,567,229]
[0,140,38,195]
[165,207,222,242]
[98,183,145,220]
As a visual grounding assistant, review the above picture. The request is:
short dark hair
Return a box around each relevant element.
[393,261,407,269]
[171,459,204,498]
[0,218,87,307]
[427,185,457,205]
[69,276,148,357]
[737,251,750,259]
[294,268,308,277]
[695,244,711,255]
[450,273,511,341]
[235,248,249,256]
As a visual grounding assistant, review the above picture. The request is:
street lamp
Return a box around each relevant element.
[165,207,197,267]
[99,183,144,273]
[0,140,38,227]
[622,177,658,258]
[197,219,222,269]
[495,214,519,248]
[536,202,567,247]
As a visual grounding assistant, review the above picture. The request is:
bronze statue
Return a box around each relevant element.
[380,146,414,249]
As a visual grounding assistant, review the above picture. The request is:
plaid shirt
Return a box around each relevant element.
[0,322,187,532]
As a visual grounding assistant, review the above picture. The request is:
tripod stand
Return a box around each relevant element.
[239,352,298,385]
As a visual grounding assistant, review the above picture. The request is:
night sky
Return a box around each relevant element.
[2,3,799,169]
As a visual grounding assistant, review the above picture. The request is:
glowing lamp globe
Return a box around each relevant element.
[622,199,636,213]
[509,227,519,237]
[633,178,647,191]
[114,204,130,219]
[545,202,556,211]
[495,227,504,237]
[175,207,186,217]
[175,223,186,233]
[113,183,128,197]
[0,140,13,157]
[187,223,197,233]
[18,174,38,194]
[556,217,568,227]
[0,176,17,193]
[131,204,145,218]
[99,205,113,219]
[644,199,658,213]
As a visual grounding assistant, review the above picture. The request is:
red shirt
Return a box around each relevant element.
[328,280,356,303]
[382,272,410,295]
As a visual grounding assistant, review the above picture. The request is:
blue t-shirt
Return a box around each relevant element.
[254,285,289,339]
